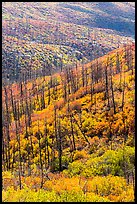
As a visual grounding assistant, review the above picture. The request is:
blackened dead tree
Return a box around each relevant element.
[104,57,110,110]
[57,116,62,172]
[36,121,44,189]
[109,59,116,114]
[3,85,11,170]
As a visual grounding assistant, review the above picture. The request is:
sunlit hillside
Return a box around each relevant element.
[2,2,134,82]
[2,43,135,202]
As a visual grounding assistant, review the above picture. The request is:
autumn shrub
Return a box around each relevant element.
[2,171,13,179]
[54,98,65,110]
[66,146,135,178]
[86,192,110,202]
[69,100,81,112]
[58,190,110,202]
[23,176,41,189]
[73,150,89,161]
[2,187,111,202]
[52,155,70,171]
[2,187,58,202]
[74,86,89,99]
[3,177,133,202]
[48,177,81,193]
[88,136,100,153]
[86,146,135,177]
[93,82,105,94]
[114,185,134,202]
[86,175,127,196]
[82,117,96,136]
[57,190,86,202]
[118,146,135,175]
[65,160,85,177]
[2,171,17,190]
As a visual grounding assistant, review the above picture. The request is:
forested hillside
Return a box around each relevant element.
[2,2,135,202]
[2,2,134,83]
[2,42,135,202]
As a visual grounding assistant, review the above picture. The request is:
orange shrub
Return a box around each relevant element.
[54,98,65,110]
[43,176,81,193]
[69,100,81,112]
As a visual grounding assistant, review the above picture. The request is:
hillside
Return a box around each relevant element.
[2,43,135,202]
[2,2,135,83]
[2,2,135,36]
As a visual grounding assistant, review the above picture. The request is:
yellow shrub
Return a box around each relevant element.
[86,175,127,196]
[73,150,89,161]
[115,185,134,202]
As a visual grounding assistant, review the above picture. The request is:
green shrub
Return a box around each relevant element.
[2,187,110,202]
[65,146,135,178]
[65,160,85,176]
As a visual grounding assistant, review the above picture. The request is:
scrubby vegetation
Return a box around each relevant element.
[2,2,135,202]
[2,2,134,82]
[2,43,135,202]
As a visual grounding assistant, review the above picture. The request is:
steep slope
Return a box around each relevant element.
[60,2,135,36]
[2,2,134,83]
[2,2,135,36]
[2,43,135,144]
[2,44,135,202]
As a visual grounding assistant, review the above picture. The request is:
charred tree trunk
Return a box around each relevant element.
[105,58,110,109]
[57,116,62,172]
[110,61,116,114]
